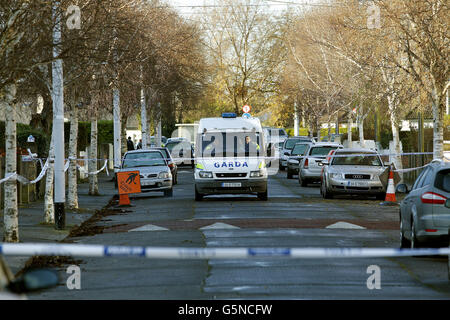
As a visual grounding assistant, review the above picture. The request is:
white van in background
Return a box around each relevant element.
[194,113,268,201]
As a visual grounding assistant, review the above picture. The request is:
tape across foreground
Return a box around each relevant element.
[0,243,449,259]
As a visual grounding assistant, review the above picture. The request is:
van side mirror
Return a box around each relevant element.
[7,269,59,294]
[396,183,408,194]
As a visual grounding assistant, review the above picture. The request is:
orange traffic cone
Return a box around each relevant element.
[380,167,396,205]
[118,194,131,206]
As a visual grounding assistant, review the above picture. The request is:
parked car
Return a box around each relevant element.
[286,141,314,179]
[165,140,195,168]
[150,147,178,185]
[397,160,450,248]
[119,149,173,197]
[320,148,387,199]
[298,142,344,187]
[0,256,59,299]
[279,136,315,170]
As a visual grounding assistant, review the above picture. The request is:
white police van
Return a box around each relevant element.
[194,113,268,201]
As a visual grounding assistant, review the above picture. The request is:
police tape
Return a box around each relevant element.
[0,243,449,259]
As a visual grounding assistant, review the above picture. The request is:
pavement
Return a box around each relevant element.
[0,173,115,275]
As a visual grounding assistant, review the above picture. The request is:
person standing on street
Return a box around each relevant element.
[127,136,135,151]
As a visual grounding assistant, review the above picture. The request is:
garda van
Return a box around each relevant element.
[194,113,268,201]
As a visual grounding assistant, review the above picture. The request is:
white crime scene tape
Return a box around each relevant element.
[0,243,449,259]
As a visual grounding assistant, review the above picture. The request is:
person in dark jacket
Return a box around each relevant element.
[127,136,135,151]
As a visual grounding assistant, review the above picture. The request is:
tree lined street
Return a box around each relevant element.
[0,0,449,302]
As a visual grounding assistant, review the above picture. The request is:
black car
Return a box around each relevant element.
[286,142,314,179]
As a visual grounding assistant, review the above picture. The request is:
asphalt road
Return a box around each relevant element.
[32,169,450,300]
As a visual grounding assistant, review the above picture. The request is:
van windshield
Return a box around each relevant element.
[198,132,262,158]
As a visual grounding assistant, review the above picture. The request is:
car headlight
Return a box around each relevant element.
[250,169,265,178]
[158,172,170,179]
[199,171,213,178]
[330,173,343,179]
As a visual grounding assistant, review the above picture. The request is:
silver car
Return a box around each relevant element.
[286,142,314,179]
[320,148,387,199]
[120,149,173,197]
[397,160,450,248]
[298,142,343,187]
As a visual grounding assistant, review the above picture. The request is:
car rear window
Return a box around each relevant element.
[291,144,309,156]
[310,146,339,157]
[434,169,450,193]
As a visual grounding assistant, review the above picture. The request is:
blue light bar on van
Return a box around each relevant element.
[222,113,237,118]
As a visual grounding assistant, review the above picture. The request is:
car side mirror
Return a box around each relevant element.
[396,183,408,194]
[445,199,450,209]
[7,269,59,294]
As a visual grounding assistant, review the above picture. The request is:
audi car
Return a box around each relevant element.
[320,148,387,199]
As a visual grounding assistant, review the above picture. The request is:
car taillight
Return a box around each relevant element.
[420,192,446,204]
[304,158,309,168]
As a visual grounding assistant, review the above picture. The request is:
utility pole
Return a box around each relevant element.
[294,101,299,136]
[52,1,65,230]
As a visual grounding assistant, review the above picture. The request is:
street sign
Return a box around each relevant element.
[117,171,141,195]
[242,105,251,113]
[242,113,251,119]
[27,135,35,143]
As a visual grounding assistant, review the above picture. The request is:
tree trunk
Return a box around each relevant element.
[67,105,78,209]
[347,108,353,147]
[89,117,99,195]
[44,133,55,224]
[388,96,403,182]
[432,88,444,160]
[121,116,128,155]
[2,83,19,242]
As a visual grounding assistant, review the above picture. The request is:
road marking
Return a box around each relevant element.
[325,222,366,230]
[200,222,240,230]
[128,224,169,232]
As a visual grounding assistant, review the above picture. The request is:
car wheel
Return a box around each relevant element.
[195,187,203,201]
[410,218,420,249]
[322,179,333,199]
[164,188,173,197]
[399,218,410,249]
[287,169,293,179]
[279,164,285,171]
[299,175,307,187]
[376,193,385,201]
[257,190,268,201]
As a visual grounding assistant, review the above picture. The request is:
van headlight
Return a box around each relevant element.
[199,171,213,178]
[158,172,170,179]
[250,169,265,178]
